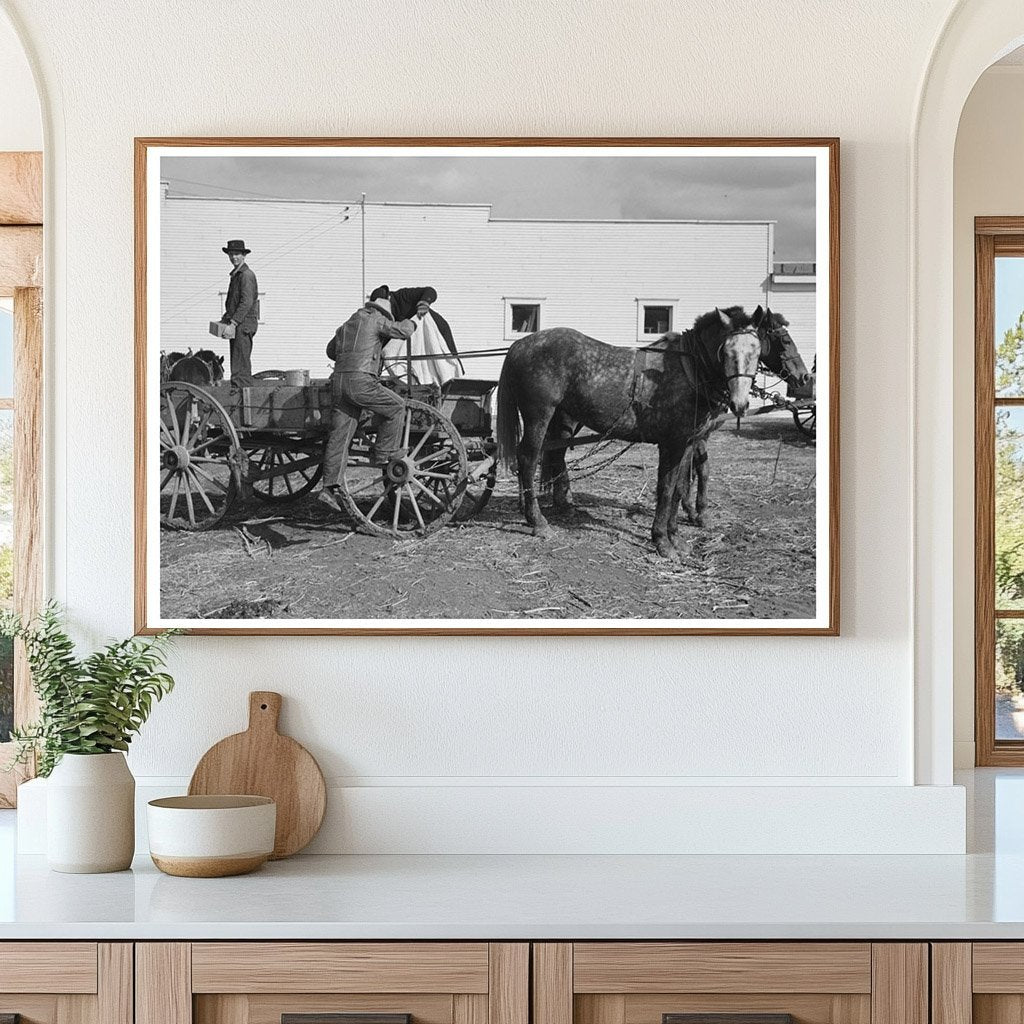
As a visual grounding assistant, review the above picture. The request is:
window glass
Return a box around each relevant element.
[996,257,1024,397]
[997,620,1024,740]
[643,305,671,334]
[996,407,1024,610]
[0,308,12,398]
[510,304,539,333]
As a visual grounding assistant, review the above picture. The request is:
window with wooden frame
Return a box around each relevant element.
[975,217,1024,764]
[0,151,44,806]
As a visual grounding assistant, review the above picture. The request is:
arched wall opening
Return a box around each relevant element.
[914,1,1024,785]
[952,46,1024,768]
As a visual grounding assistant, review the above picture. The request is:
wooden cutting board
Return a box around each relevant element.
[188,691,326,859]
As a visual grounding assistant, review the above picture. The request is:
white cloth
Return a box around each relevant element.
[387,314,463,387]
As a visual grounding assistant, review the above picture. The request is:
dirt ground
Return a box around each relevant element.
[160,410,818,621]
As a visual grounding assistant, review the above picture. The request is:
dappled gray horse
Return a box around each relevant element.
[496,307,761,557]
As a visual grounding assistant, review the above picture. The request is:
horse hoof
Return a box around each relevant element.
[654,540,677,559]
[694,515,706,528]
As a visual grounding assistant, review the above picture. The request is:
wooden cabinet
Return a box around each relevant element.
[532,944,928,1024]
[136,944,528,1024]
[0,943,131,1024]
[932,943,1024,1024]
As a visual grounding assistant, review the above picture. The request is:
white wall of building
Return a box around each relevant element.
[160,196,782,383]
[0,0,984,852]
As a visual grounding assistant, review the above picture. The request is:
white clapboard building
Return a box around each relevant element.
[159,187,816,381]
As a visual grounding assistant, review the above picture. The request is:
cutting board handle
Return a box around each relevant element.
[248,691,282,734]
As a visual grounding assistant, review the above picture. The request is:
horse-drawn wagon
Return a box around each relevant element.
[159,303,813,546]
[159,372,498,537]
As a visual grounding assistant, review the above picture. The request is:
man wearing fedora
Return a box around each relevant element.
[319,287,426,509]
[219,239,260,385]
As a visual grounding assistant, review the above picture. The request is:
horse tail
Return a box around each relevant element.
[495,359,521,476]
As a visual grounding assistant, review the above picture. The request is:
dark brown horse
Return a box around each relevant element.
[167,348,225,386]
[496,306,762,557]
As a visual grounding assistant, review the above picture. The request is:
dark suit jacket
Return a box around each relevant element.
[222,263,260,332]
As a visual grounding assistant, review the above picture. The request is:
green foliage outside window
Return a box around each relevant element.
[996,312,1024,693]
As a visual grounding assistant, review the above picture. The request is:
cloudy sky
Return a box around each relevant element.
[162,154,817,257]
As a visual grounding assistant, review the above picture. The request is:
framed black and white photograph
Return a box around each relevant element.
[135,138,838,635]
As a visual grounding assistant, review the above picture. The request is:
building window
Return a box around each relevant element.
[636,299,678,340]
[643,305,672,335]
[504,298,545,339]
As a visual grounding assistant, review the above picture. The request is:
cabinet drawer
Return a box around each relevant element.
[139,943,528,1024]
[533,944,925,1024]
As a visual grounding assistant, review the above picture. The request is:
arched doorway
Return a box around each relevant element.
[914,1,1024,785]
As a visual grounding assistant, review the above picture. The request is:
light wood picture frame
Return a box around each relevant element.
[135,137,839,636]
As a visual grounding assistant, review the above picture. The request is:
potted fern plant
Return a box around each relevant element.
[2,604,177,873]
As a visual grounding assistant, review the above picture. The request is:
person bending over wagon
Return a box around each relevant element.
[319,286,430,511]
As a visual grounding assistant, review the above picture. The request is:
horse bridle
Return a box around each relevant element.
[686,326,760,391]
[758,322,812,387]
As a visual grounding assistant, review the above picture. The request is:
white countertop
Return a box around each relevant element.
[0,849,1023,940]
[1,769,1022,941]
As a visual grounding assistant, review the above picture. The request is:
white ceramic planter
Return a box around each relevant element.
[46,752,135,873]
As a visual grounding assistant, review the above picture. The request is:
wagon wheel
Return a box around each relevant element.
[247,443,324,503]
[337,399,468,538]
[792,403,816,439]
[454,439,497,521]
[160,381,242,530]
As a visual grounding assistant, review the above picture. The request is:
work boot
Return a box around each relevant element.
[369,447,407,467]
[317,486,343,512]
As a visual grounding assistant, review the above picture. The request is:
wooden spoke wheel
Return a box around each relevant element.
[792,403,816,439]
[454,439,497,522]
[247,443,324,503]
[337,399,468,538]
[160,382,242,531]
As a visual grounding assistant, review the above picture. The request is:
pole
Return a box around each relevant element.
[360,192,366,301]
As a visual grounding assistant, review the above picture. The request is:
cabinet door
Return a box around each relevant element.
[942,943,1024,1024]
[0,943,131,1024]
[137,943,528,1024]
[533,944,927,1024]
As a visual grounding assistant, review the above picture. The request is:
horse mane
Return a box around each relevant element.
[691,305,752,339]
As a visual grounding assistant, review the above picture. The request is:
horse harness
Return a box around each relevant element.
[635,326,760,407]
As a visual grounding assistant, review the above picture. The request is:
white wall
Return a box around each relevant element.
[160,196,776,380]
[0,11,39,151]
[952,65,1024,767]
[0,0,976,852]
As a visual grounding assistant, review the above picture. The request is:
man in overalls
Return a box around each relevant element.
[319,289,427,510]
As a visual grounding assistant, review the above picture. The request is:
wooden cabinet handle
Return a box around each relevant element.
[283,1016,411,1024]
[664,1016,794,1024]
